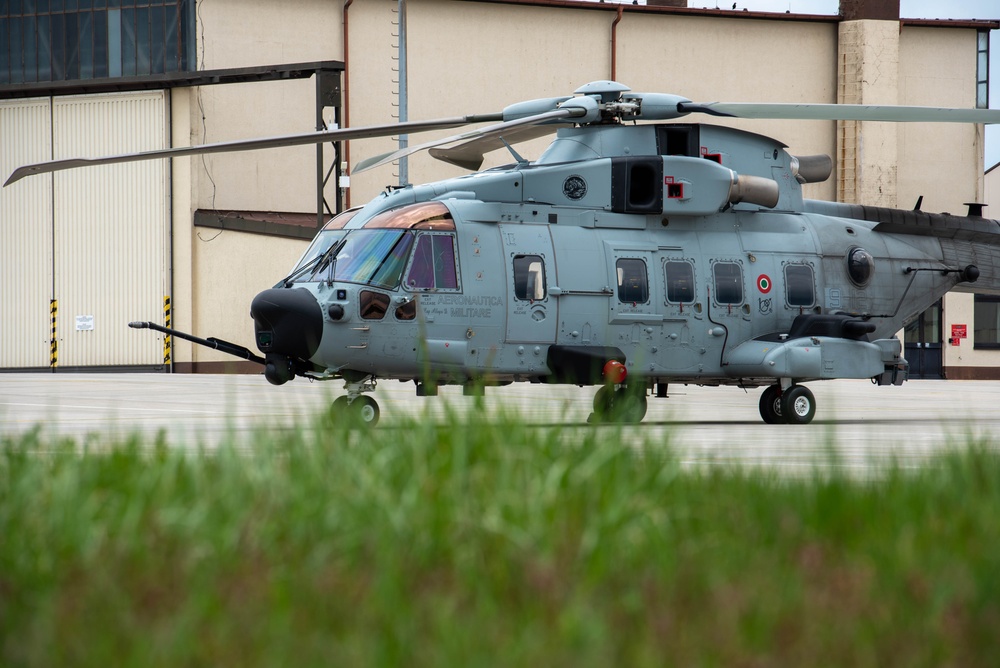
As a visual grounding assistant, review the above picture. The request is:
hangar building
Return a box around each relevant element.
[0,0,997,378]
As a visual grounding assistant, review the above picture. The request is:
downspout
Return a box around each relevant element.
[611,6,623,81]
[343,0,354,208]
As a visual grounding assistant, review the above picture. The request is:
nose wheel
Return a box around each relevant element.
[758,384,815,425]
[332,378,381,426]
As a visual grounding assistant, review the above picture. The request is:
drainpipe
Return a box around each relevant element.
[611,6,623,81]
[343,0,353,208]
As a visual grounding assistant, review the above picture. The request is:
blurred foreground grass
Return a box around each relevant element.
[2,410,1000,667]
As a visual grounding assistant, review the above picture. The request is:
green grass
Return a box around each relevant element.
[2,411,1000,667]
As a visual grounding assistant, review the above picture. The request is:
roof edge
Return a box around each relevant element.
[464,0,1000,29]
[0,60,345,101]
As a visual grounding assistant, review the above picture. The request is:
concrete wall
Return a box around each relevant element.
[176,0,344,365]
[346,2,839,202]
[946,163,1000,377]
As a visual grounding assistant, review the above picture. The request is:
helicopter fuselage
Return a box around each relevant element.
[251,122,994,407]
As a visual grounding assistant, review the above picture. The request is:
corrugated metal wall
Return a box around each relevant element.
[1,98,53,369]
[1,91,169,370]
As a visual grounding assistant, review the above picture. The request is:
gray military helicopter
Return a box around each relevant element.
[8,80,1000,426]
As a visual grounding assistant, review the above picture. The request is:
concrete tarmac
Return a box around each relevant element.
[1,372,998,472]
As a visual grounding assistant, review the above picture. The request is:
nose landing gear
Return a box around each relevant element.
[331,377,381,426]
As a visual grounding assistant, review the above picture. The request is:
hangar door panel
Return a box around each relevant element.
[0,99,53,369]
[52,92,169,368]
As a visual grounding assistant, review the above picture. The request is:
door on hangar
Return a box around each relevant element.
[0,91,170,370]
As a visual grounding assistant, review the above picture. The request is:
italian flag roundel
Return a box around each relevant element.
[757,274,772,294]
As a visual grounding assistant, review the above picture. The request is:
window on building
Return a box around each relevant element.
[617,258,649,303]
[784,264,815,307]
[513,255,546,300]
[713,262,743,304]
[977,30,990,109]
[664,260,695,303]
[0,1,196,85]
[974,294,1000,349]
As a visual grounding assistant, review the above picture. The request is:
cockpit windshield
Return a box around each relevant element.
[285,202,456,290]
[309,229,415,288]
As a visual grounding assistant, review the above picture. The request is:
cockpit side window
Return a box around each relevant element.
[404,233,460,291]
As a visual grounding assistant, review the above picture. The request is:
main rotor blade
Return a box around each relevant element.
[4,114,502,187]
[429,123,559,171]
[681,101,1000,124]
[353,107,585,174]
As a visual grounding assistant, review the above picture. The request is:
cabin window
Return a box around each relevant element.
[617,258,649,304]
[713,262,743,304]
[405,233,459,291]
[513,255,546,300]
[784,264,815,307]
[665,261,695,303]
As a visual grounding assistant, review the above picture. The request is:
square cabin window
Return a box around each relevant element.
[785,264,815,307]
[665,260,695,303]
[617,258,649,303]
[713,262,743,304]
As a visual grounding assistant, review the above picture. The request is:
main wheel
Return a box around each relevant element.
[619,387,648,423]
[591,385,647,423]
[591,385,616,422]
[759,385,784,424]
[351,395,381,426]
[780,385,816,425]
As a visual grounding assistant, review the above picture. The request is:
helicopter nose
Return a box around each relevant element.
[250,288,324,361]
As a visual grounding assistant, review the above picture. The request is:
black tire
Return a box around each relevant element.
[759,385,784,424]
[331,395,380,426]
[619,387,648,423]
[592,385,616,422]
[591,385,647,423]
[780,385,816,425]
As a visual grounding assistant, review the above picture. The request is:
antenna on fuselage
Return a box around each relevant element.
[499,137,528,166]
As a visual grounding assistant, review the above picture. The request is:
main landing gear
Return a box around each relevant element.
[589,384,648,424]
[759,384,816,425]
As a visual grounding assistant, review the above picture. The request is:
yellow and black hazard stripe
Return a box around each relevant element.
[163,295,172,365]
[49,299,58,368]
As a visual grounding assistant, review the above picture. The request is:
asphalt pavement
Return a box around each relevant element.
[1,372,997,472]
